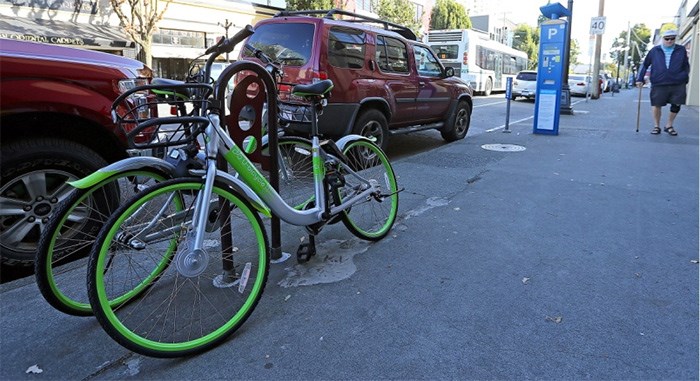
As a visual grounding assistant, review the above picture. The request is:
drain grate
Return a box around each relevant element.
[481,143,526,152]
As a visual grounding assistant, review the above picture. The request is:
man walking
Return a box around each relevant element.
[636,29,690,136]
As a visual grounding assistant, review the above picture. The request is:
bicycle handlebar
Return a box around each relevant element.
[205,25,255,56]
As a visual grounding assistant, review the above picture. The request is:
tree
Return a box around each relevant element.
[429,0,470,30]
[287,0,334,11]
[513,23,538,69]
[569,38,581,65]
[111,0,171,68]
[609,23,651,73]
[375,0,423,37]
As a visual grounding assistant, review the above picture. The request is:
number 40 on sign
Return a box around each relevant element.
[590,16,606,35]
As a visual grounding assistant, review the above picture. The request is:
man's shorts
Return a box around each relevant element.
[650,83,687,106]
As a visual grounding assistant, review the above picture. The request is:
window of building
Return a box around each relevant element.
[153,28,205,48]
[356,0,373,13]
[414,3,423,23]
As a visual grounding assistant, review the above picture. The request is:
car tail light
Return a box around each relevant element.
[312,70,328,83]
[462,52,468,65]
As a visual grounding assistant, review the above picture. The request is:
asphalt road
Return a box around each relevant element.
[1,88,698,380]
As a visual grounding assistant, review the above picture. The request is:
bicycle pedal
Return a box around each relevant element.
[296,243,316,263]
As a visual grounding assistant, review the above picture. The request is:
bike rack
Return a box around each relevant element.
[216,60,286,262]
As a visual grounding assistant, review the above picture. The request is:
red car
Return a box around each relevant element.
[0,38,154,278]
[240,10,474,150]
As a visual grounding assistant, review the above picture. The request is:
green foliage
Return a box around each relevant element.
[286,0,333,11]
[429,0,470,30]
[513,23,538,69]
[375,0,423,37]
[609,23,651,71]
[569,38,580,65]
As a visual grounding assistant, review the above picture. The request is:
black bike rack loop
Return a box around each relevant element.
[216,60,284,261]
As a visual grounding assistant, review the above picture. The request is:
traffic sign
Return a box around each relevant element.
[590,16,606,35]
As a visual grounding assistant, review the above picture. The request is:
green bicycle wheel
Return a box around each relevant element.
[338,139,399,241]
[87,178,269,358]
[35,169,167,316]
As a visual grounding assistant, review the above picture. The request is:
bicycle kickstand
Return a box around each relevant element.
[296,234,317,263]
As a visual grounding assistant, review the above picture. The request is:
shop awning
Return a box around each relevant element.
[0,17,134,50]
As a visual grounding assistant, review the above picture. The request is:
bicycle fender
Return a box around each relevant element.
[214,171,272,218]
[334,134,376,151]
[68,157,177,189]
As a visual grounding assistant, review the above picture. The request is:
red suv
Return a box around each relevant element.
[240,9,473,150]
[0,38,154,278]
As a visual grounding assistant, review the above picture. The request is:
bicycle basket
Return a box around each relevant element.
[112,82,214,149]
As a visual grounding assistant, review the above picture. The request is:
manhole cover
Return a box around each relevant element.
[481,144,526,152]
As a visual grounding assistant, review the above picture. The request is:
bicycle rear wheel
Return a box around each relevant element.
[35,170,167,316]
[87,178,269,358]
[338,139,399,241]
[263,136,314,210]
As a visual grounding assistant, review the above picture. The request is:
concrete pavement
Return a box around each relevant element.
[1,87,698,380]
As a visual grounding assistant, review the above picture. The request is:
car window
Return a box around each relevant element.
[242,23,314,66]
[327,27,366,69]
[413,45,442,77]
[431,44,458,60]
[376,36,408,73]
[516,72,537,81]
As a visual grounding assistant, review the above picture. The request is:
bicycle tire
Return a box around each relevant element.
[87,177,269,358]
[35,169,168,316]
[338,140,399,241]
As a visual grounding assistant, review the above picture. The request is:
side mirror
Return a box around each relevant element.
[445,67,454,78]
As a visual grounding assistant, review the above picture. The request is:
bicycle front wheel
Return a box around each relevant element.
[338,139,399,241]
[87,178,269,358]
[35,169,167,316]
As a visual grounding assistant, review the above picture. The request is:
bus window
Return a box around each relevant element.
[431,44,458,60]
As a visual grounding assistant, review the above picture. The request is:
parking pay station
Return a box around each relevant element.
[533,3,570,135]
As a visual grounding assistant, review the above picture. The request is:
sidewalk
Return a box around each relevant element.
[0,87,697,380]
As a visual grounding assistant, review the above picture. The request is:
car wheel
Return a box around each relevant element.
[483,78,493,96]
[352,109,389,151]
[0,138,109,275]
[511,94,517,101]
[441,100,471,142]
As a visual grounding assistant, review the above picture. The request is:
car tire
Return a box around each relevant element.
[441,100,471,142]
[352,109,389,151]
[483,78,493,96]
[0,138,109,275]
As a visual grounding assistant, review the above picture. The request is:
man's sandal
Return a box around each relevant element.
[651,126,661,134]
[664,126,678,136]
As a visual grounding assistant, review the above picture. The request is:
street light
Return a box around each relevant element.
[217,19,233,62]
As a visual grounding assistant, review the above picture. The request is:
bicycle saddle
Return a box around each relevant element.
[292,79,334,98]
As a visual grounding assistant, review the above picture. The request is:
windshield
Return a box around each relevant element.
[242,23,314,66]
[516,72,537,81]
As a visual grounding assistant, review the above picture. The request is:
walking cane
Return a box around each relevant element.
[635,84,643,132]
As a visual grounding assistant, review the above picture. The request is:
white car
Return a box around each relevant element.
[512,70,537,100]
[568,74,591,97]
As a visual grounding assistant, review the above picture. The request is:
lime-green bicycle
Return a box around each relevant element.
[84,26,400,358]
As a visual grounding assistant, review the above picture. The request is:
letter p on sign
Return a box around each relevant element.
[548,28,558,39]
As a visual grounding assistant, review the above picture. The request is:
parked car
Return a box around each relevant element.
[0,38,155,279]
[511,70,537,100]
[568,74,592,97]
[239,9,474,150]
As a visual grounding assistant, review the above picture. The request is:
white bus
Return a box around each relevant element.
[425,29,528,96]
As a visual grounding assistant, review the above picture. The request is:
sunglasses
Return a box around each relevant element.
[664,37,676,41]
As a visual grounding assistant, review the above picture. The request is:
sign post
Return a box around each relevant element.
[533,17,568,135]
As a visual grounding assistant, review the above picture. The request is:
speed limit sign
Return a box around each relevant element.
[590,16,606,35]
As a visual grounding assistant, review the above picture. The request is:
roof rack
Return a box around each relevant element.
[273,9,417,41]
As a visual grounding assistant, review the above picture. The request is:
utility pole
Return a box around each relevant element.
[623,22,631,88]
[591,0,604,99]
[218,19,233,62]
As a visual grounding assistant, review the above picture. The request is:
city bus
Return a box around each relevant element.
[425,29,528,96]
